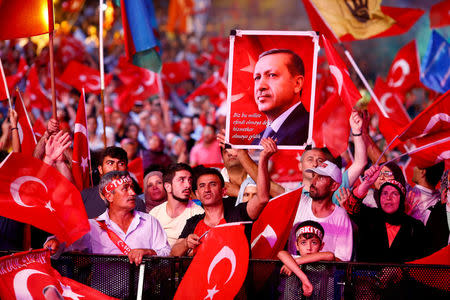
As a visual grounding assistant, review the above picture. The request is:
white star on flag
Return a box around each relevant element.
[60,281,85,300]
[204,285,219,300]
[45,201,55,212]
[80,156,89,173]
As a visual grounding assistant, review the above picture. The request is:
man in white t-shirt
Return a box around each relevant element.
[150,163,204,247]
[287,161,353,261]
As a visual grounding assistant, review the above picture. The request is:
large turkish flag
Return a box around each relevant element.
[0,153,89,245]
[174,222,249,300]
[0,249,117,300]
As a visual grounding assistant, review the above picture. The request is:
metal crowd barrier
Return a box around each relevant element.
[45,253,450,300]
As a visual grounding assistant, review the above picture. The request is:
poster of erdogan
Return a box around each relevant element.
[225,30,319,150]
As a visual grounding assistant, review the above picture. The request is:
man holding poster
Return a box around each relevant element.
[251,49,309,146]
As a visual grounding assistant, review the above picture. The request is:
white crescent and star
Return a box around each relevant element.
[207,246,236,285]
[388,59,410,88]
[10,176,55,212]
[13,269,47,300]
[380,92,394,114]
[74,123,87,138]
[329,65,343,95]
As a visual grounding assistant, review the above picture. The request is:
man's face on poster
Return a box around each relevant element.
[253,53,304,122]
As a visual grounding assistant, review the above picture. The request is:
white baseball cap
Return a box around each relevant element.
[305,160,342,184]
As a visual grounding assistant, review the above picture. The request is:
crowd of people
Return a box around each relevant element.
[0,0,448,298]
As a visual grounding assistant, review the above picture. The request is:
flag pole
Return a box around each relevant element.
[0,58,12,110]
[48,0,57,119]
[343,49,389,118]
[382,137,450,165]
[99,0,107,147]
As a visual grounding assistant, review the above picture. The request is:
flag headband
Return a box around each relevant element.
[102,176,132,195]
[295,225,324,240]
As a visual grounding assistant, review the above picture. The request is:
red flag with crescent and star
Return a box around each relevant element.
[0,152,90,245]
[0,249,118,300]
[174,222,249,300]
[24,64,52,111]
[251,188,302,259]
[15,90,37,156]
[59,61,112,94]
[386,40,421,94]
[72,90,91,191]
[161,60,192,84]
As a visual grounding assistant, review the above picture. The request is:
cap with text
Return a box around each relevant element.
[305,160,342,184]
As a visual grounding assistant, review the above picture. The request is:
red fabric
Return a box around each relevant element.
[1,57,29,100]
[0,249,118,300]
[0,153,90,245]
[302,0,340,44]
[313,93,351,157]
[251,188,302,259]
[399,90,450,141]
[59,61,112,94]
[409,131,450,169]
[407,245,450,291]
[210,37,230,59]
[0,0,53,40]
[15,91,37,156]
[128,157,144,189]
[57,35,87,65]
[430,0,450,28]
[96,220,131,255]
[161,60,192,84]
[185,67,227,106]
[322,35,361,111]
[72,91,91,191]
[25,65,51,111]
[385,223,401,247]
[174,223,249,300]
[386,40,421,94]
[32,118,47,139]
[268,150,303,183]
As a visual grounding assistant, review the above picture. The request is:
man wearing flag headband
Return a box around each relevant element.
[45,170,170,265]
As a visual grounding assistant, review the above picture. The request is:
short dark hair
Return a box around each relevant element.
[193,166,225,191]
[99,146,128,165]
[259,48,305,77]
[163,163,193,184]
[301,147,334,163]
[424,161,445,187]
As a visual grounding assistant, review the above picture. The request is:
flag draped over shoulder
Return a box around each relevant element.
[174,223,249,300]
[302,0,424,43]
[119,0,162,73]
[0,249,118,300]
[0,153,90,245]
[0,0,54,40]
[420,30,450,94]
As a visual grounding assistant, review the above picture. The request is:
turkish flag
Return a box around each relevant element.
[0,152,90,245]
[0,0,53,40]
[408,131,450,169]
[313,93,351,157]
[2,57,29,100]
[0,249,118,300]
[25,65,52,111]
[161,60,191,84]
[322,35,361,111]
[386,40,421,94]
[174,223,249,300]
[15,90,37,156]
[128,157,143,189]
[399,90,450,141]
[33,118,47,139]
[57,35,87,65]
[268,150,303,183]
[251,188,302,259]
[430,0,450,28]
[60,61,112,94]
[185,68,227,106]
[72,91,91,191]
[210,37,229,59]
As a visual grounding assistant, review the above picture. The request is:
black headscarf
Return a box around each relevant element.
[374,180,407,225]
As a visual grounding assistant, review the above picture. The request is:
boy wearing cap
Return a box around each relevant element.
[288,161,353,261]
[278,221,336,298]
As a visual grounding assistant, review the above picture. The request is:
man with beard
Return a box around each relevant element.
[288,161,353,261]
[150,163,204,247]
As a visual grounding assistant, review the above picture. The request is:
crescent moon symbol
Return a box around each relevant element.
[380,93,394,114]
[85,75,100,91]
[387,59,410,88]
[17,123,24,143]
[143,71,156,86]
[13,269,47,300]
[207,246,236,285]
[74,123,87,138]
[329,65,343,95]
[251,225,277,249]
[132,85,145,96]
[10,176,48,208]
[423,113,450,135]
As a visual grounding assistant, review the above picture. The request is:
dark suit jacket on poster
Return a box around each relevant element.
[252,103,309,146]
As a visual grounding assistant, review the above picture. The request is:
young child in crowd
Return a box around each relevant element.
[278,221,337,298]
